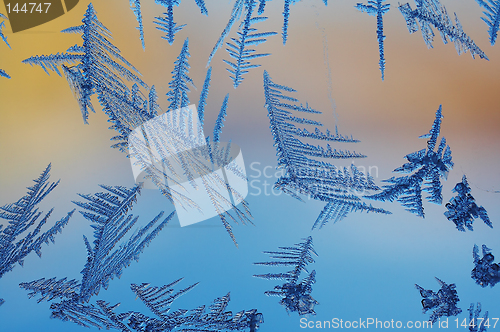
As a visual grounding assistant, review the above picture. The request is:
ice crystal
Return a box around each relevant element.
[22,3,148,123]
[254,236,318,316]
[474,0,500,45]
[355,0,390,80]
[223,0,277,88]
[19,184,173,327]
[1,13,11,79]
[154,0,186,45]
[130,0,145,49]
[167,38,194,112]
[399,0,488,60]
[197,67,212,128]
[468,303,489,332]
[263,70,390,228]
[365,105,453,217]
[444,175,491,232]
[281,0,328,45]
[472,244,500,288]
[0,165,74,305]
[415,278,462,323]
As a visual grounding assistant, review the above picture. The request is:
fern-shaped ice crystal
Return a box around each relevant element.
[1,13,11,79]
[365,105,453,217]
[223,0,277,88]
[415,277,462,323]
[22,3,148,123]
[474,0,500,45]
[19,184,173,328]
[0,164,74,304]
[399,0,488,60]
[130,0,145,49]
[355,0,390,80]
[444,175,491,232]
[468,303,489,332]
[472,244,500,288]
[263,70,390,228]
[167,38,195,112]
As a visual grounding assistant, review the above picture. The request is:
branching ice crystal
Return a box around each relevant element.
[468,303,489,332]
[444,176,491,232]
[365,106,453,217]
[1,13,11,79]
[474,0,500,45]
[472,244,500,288]
[167,38,194,112]
[130,0,145,49]
[22,3,148,123]
[263,70,390,228]
[0,164,74,305]
[399,0,488,60]
[415,278,462,323]
[355,0,390,80]
[223,0,277,88]
[254,236,318,316]
[19,184,173,328]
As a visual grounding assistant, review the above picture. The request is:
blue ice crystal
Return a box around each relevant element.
[415,277,462,323]
[474,0,500,45]
[0,13,11,79]
[472,244,500,288]
[444,176,491,232]
[468,303,489,332]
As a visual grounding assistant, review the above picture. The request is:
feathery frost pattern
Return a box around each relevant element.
[415,278,462,323]
[263,71,390,228]
[19,184,173,328]
[254,236,318,316]
[472,244,500,288]
[398,0,488,60]
[355,0,390,80]
[223,0,277,88]
[468,303,489,332]
[281,0,328,45]
[0,164,74,304]
[1,13,11,79]
[167,38,194,112]
[22,3,147,123]
[154,0,186,45]
[474,0,500,45]
[444,175,491,232]
[365,106,453,218]
[130,0,145,49]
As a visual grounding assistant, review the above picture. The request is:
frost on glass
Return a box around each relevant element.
[444,176,491,232]
[0,13,11,79]
[472,244,500,288]
[167,38,194,112]
[0,164,74,305]
[415,278,462,323]
[130,0,145,49]
[22,3,148,123]
[474,0,500,45]
[254,236,318,316]
[398,0,488,60]
[223,0,277,88]
[263,70,390,228]
[355,0,390,80]
[19,185,173,328]
[365,106,453,218]
[468,303,489,332]
[94,280,264,331]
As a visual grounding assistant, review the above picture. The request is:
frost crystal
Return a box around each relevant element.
[0,164,74,305]
[254,236,318,316]
[130,0,145,49]
[398,0,488,60]
[22,3,148,123]
[472,244,500,288]
[263,70,390,228]
[444,176,491,232]
[474,0,500,45]
[167,38,194,112]
[19,184,173,328]
[415,278,462,323]
[468,303,489,332]
[1,13,11,79]
[223,0,277,88]
[355,0,390,80]
[365,106,453,217]
[154,0,186,45]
